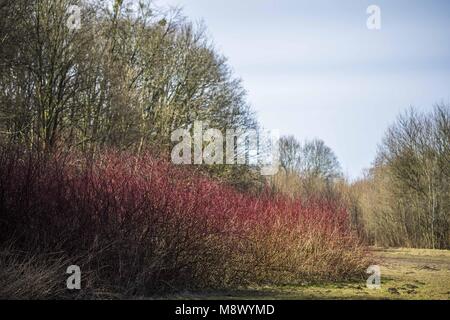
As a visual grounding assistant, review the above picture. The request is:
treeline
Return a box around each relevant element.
[353,105,450,249]
[272,137,343,200]
[0,0,258,180]
[275,105,449,250]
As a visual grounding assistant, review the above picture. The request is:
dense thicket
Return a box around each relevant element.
[274,110,449,250]
[0,148,370,298]
[352,105,450,249]
[0,0,256,165]
[272,136,343,200]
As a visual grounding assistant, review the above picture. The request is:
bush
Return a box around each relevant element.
[0,147,371,298]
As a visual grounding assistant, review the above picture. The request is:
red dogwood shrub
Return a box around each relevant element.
[0,147,371,296]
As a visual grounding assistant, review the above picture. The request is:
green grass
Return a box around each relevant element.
[164,248,450,300]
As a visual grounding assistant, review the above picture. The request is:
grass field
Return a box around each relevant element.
[166,248,450,300]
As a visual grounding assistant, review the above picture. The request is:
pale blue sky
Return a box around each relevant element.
[159,0,450,179]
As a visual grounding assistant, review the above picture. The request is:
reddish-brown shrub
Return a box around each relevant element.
[0,147,371,297]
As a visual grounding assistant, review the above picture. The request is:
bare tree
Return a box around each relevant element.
[279,135,302,173]
[363,105,450,249]
[300,139,342,181]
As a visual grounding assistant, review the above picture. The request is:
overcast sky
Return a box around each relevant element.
[158,0,450,179]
